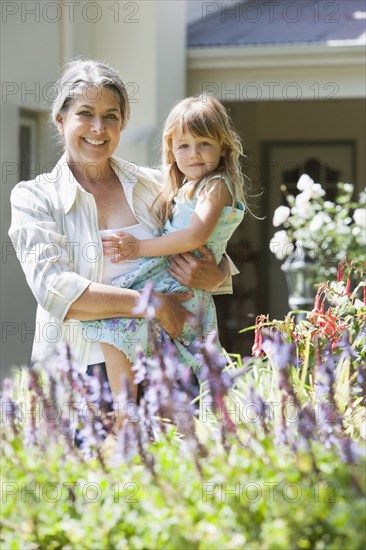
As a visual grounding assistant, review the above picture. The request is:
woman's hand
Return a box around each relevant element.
[155,291,193,339]
[167,246,229,291]
[102,233,140,262]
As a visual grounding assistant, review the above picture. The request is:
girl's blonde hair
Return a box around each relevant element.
[153,94,246,226]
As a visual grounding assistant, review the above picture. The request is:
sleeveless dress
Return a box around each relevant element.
[83,174,245,379]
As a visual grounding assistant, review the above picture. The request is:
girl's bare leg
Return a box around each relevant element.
[100,343,137,432]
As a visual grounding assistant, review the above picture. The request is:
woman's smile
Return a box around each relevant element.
[83,137,109,146]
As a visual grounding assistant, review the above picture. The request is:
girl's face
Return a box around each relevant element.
[171,129,226,182]
[56,86,123,169]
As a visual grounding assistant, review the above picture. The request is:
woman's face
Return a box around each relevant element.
[56,86,123,169]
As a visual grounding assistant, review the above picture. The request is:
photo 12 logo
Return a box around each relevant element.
[202,81,339,102]
[2,81,140,105]
[201,2,340,24]
[1,481,140,504]
[2,1,139,24]
[202,480,339,504]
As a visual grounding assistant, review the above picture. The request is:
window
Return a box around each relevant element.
[19,110,39,180]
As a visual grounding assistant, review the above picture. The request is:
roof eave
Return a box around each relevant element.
[187,43,366,70]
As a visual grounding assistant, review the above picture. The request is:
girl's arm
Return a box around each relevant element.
[107,178,232,261]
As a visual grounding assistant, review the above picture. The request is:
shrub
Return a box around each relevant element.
[1,272,365,549]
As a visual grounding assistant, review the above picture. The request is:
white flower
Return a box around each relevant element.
[309,183,326,199]
[309,212,330,232]
[353,208,366,229]
[297,174,314,192]
[270,230,294,260]
[269,178,365,272]
[273,205,290,227]
[295,190,311,206]
[336,221,350,235]
[294,191,309,209]
[352,226,366,245]
[294,195,315,220]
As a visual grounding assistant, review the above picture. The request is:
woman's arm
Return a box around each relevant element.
[106,178,232,261]
[66,283,192,339]
[9,181,93,321]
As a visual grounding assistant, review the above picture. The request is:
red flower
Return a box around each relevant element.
[252,326,263,357]
[337,261,345,282]
[345,275,351,297]
[252,315,267,357]
[320,308,337,339]
[309,289,326,325]
[309,289,344,346]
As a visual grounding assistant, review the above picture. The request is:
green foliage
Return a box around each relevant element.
[2,402,365,550]
[1,267,366,549]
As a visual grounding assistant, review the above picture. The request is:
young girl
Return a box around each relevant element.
[84,95,246,397]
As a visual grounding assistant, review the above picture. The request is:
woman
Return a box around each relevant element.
[8,59,235,406]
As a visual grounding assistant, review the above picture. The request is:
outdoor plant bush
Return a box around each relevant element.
[1,274,366,549]
[249,262,365,430]
[269,175,366,280]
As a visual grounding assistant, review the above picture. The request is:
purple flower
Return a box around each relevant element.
[298,405,317,440]
[1,378,19,434]
[132,280,161,320]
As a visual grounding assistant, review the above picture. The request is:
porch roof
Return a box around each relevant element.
[188,0,366,48]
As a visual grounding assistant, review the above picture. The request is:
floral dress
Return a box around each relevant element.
[83,173,245,379]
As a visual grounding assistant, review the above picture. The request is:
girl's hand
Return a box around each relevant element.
[102,233,140,262]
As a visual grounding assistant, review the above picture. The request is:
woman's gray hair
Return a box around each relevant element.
[51,59,130,130]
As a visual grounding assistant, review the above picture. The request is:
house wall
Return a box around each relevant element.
[1,7,62,379]
[187,57,365,102]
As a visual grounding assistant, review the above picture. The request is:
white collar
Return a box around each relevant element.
[53,154,139,214]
